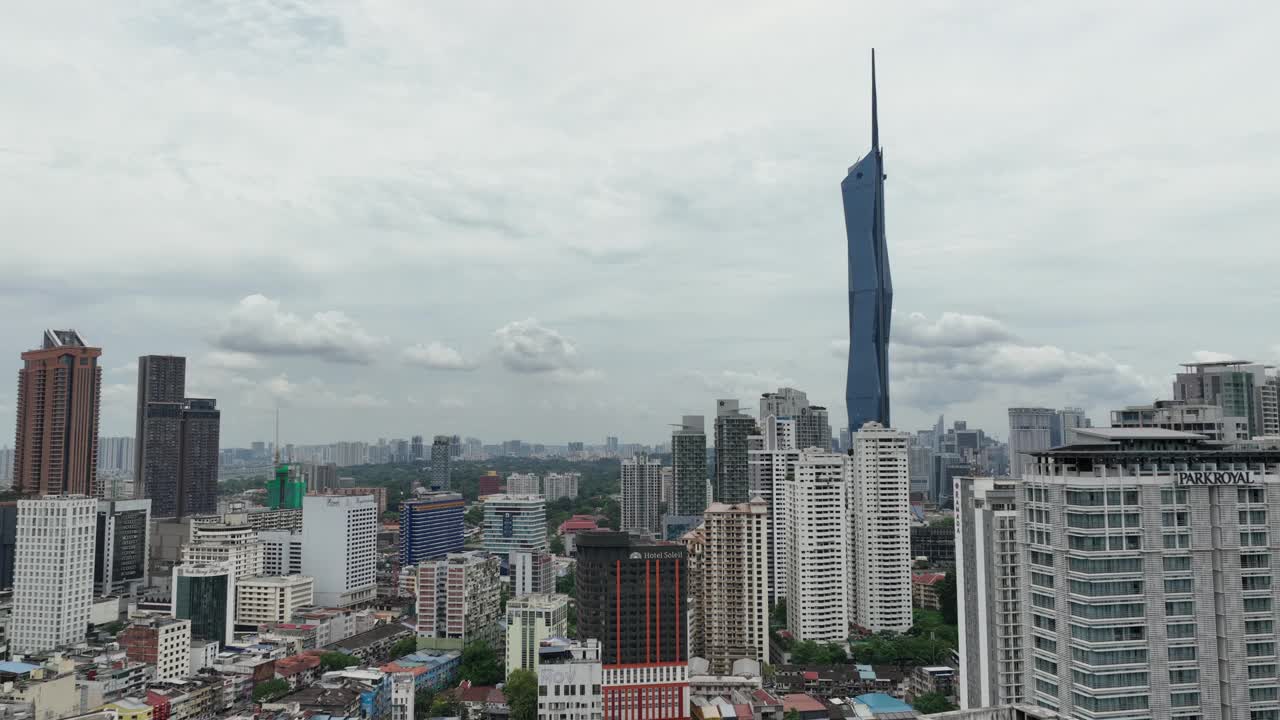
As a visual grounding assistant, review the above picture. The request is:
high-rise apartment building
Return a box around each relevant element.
[135,355,185,510]
[511,550,555,597]
[621,453,663,537]
[399,493,465,566]
[95,498,151,595]
[1048,407,1090,446]
[11,495,97,653]
[1007,407,1054,478]
[747,415,800,603]
[430,435,452,489]
[849,423,912,633]
[576,533,689,720]
[1111,399,1249,443]
[303,462,340,492]
[685,499,769,674]
[714,400,757,504]
[482,495,547,557]
[119,615,192,682]
[411,435,425,462]
[259,529,304,576]
[908,441,934,497]
[302,494,378,607]
[506,593,570,673]
[97,436,135,476]
[537,638,604,720]
[0,504,15,589]
[12,330,103,497]
[0,447,13,486]
[507,473,541,496]
[172,562,235,646]
[234,575,315,626]
[955,476,1022,709]
[412,551,501,649]
[671,416,708,517]
[843,54,892,434]
[542,473,580,502]
[134,356,220,516]
[1018,427,1280,719]
[183,518,264,580]
[760,388,830,451]
[1175,360,1263,437]
[605,437,619,457]
[784,450,850,642]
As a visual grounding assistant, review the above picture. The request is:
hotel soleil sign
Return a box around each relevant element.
[1174,471,1258,486]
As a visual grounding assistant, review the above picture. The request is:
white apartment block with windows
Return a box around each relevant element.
[155,617,193,682]
[1020,427,1280,720]
[12,495,97,653]
[783,450,850,642]
[849,422,913,633]
[507,473,541,496]
[506,593,570,673]
[183,520,265,580]
[259,530,304,576]
[748,415,800,604]
[537,639,603,720]
[542,472,580,502]
[956,476,1023,709]
[696,499,770,674]
[482,495,547,557]
[235,575,316,626]
[621,453,663,537]
[302,495,378,607]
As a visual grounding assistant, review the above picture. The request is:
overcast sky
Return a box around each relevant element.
[3,2,1278,447]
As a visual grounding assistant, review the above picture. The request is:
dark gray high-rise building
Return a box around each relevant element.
[843,51,892,434]
[411,435,425,461]
[95,499,151,595]
[714,400,757,504]
[179,399,220,516]
[135,355,186,511]
[671,416,707,516]
[0,503,15,589]
[430,435,451,489]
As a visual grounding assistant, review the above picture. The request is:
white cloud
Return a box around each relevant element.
[1189,350,1239,363]
[403,342,476,371]
[689,370,795,400]
[109,360,138,374]
[243,373,389,410]
[493,318,581,374]
[205,350,263,371]
[895,311,1016,348]
[213,295,386,365]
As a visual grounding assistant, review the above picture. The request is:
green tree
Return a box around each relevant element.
[911,692,957,715]
[785,710,801,720]
[465,504,485,527]
[414,689,435,719]
[253,678,290,702]
[391,637,419,658]
[458,641,504,685]
[770,599,787,629]
[549,534,565,555]
[789,640,846,665]
[556,569,575,596]
[319,651,361,671]
[506,669,538,720]
[430,697,461,717]
[939,571,957,625]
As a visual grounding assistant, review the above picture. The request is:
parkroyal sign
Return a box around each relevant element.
[1174,471,1257,486]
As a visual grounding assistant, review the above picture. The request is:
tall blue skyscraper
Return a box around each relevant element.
[842,50,892,434]
[399,492,464,566]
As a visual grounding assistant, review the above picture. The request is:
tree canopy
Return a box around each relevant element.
[253,678,290,703]
[319,651,360,672]
[506,669,538,720]
[788,640,847,665]
[458,641,504,686]
[912,692,957,715]
[391,637,419,659]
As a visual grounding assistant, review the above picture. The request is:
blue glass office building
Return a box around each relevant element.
[842,51,892,434]
[399,493,465,566]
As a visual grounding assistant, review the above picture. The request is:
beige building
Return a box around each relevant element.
[505,593,570,673]
[413,551,501,649]
[684,499,769,674]
[235,575,316,626]
[182,519,264,580]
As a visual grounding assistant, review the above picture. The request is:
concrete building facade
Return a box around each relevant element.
[849,422,913,633]
[505,593,570,673]
[1007,408,1054,479]
[621,454,663,537]
[482,495,547,557]
[235,575,315,626]
[689,499,769,674]
[412,551,501,649]
[11,495,97,653]
[302,494,378,607]
[784,450,850,642]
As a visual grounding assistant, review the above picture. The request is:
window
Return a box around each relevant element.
[1248,642,1276,658]
[1248,620,1275,635]
[1170,646,1197,662]
[1168,623,1196,639]
[1166,601,1195,617]
[1032,572,1056,589]
[1242,531,1269,547]
[1247,597,1274,613]
[1169,669,1199,685]
[1170,692,1201,708]
[1250,665,1278,680]
[1071,670,1148,689]
[1241,509,1268,525]
[1031,593,1056,610]
[1164,533,1191,549]
[1072,647,1148,666]
[1242,553,1271,569]
[1251,687,1279,703]
[1164,578,1193,594]
[1070,579,1143,597]
[1163,488,1190,505]
[1030,550,1054,567]
[1072,624,1145,643]
[1035,657,1058,674]
[1162,511,1190,527]
[1071,601,1145,620]
[1070,693,1149,712]
[1240,488,1266,504]
[1069,556,1142,574]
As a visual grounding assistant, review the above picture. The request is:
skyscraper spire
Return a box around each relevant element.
[870,48,879,151]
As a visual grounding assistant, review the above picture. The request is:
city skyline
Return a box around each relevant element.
[3,6,1276,446]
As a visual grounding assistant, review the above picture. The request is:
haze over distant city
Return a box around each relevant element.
[3,3,1278,446]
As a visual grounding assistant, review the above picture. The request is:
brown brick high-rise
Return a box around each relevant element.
[12,330,103,497]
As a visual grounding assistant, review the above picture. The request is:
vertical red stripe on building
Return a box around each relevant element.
[615,559,621,667]
[656,559,661,661]
[675,558,681,660]
[646,560,652,663]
